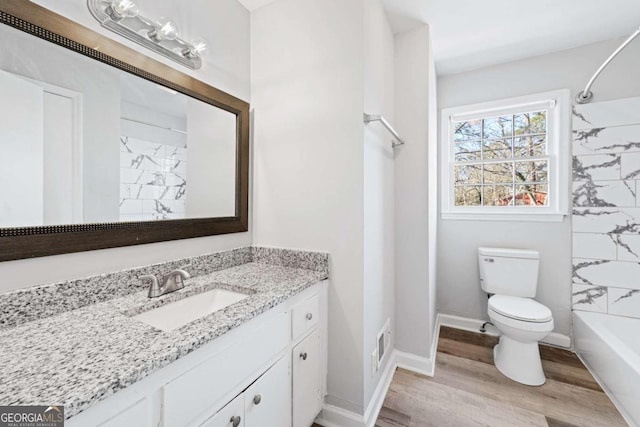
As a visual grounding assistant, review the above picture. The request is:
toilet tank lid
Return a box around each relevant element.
[478,247,539,259]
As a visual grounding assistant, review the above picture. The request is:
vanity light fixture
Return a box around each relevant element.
[88,0,207,69]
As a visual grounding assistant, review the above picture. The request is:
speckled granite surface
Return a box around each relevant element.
[0,247,328,419]
[252,246,329,274]
[0,247,253,330]
[0,246,329,330]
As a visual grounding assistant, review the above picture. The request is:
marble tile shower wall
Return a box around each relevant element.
[120,136,187,221]
[572,97,640,319]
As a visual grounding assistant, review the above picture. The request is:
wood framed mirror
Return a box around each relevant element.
[0,0,249,262]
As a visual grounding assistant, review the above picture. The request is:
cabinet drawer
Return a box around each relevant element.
[98,398,149,427]
[164,311,290,427]
[292,294,319,341]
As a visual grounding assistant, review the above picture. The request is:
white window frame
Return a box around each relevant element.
[440,89,570,222]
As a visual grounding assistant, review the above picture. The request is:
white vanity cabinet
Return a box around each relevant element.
[68,281,327,427]
[201,355,290,427]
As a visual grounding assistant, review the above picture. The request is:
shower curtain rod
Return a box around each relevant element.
[576,26,640,104]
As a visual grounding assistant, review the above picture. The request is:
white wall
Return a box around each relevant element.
[437,37,640,337]
[0,0,251,291]
[363,0,395,405]
[251,0,366,414]
[393,24,435,358]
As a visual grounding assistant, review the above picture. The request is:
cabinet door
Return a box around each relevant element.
[244,355,291,426]
[200,394,245,427]
[292,329,322,427]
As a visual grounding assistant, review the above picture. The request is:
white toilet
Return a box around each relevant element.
[478,247,554,386]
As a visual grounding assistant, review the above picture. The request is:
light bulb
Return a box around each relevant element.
[109,0,139,19]
[191,37,208,55]
[184,37,208,59]
[150,17,180,41]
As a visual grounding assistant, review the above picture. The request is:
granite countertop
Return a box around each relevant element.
[0,253,328,419]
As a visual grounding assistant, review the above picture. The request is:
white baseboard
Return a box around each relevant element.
[315,346,436,427]
[315,404,365,427]
[437,313,571,348]
[543,332,571,348]
[362,353,399,426]
[393,350,435,377]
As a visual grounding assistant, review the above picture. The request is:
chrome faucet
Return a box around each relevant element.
[140,265,191,298]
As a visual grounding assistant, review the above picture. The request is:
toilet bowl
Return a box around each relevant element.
[488,295,554,386]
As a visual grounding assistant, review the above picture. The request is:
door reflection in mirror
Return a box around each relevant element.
[0,23,237,228]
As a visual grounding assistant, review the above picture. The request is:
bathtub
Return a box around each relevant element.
[574,311,640,427]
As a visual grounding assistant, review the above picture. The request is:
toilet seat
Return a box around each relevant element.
[488,295,552,323]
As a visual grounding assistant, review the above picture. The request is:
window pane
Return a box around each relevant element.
[455,186,482,206]
[482,139,512,159]
[515,160,548,183]
[514,136,546,157]
[483,185,514,206]
[514,111,546,135]
[483,162,513,184]
[515,183,548,206]
[483,116,513,139]
[453,119,481,142]
[454,141,481,162]
[454,164,482,185]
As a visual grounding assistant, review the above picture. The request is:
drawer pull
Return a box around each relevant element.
[300,352,308,361]
[306,313,313,320]
[230,415,241,427]
[253,394,262,405]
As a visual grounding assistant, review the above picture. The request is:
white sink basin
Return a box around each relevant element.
[133,289,249,332]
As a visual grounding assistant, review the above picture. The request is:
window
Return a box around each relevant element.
[440,90,569,221]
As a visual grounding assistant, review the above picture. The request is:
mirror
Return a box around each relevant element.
[0,2,249,261]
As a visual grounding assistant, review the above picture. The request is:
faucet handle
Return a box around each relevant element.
[140,274,161,298]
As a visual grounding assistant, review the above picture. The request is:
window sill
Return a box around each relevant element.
[440,212,566,222]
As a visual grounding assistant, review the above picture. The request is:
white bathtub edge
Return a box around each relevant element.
[573,311,639,427]
[575,351,637,427]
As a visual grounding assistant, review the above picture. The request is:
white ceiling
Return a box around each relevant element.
[238,0,277,12]
[239,0,640,75]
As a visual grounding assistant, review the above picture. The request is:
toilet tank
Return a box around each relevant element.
[478,247,539,297]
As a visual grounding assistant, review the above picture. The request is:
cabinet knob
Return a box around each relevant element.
[306,313,313,320]
[300,352,308,361]
[253,394,262,405]
[230,415,241,427]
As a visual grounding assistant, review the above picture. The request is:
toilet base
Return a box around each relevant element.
[493,335,546,386]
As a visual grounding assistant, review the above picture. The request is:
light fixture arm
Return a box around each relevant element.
[87,0,205,70]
